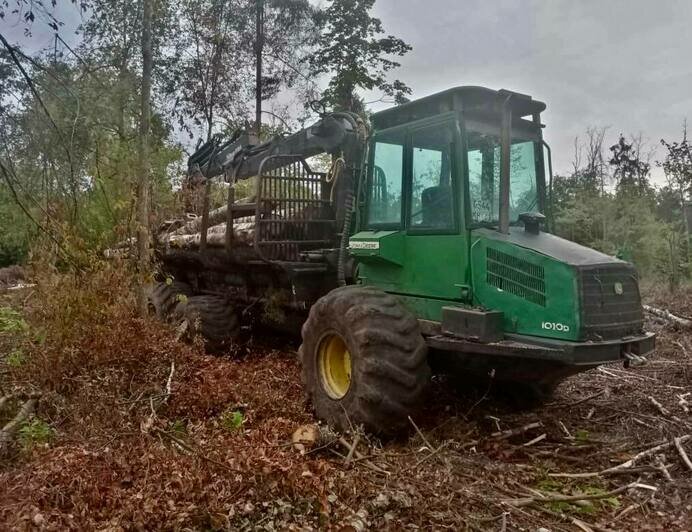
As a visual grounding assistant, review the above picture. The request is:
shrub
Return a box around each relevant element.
[18,416,54,449]
[219,408,245,432]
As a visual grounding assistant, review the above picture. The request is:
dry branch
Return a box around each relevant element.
[674,437,692,471]
[336,435,388,474]
[602,435,691,473]
[566,389,606,408]
[491,421,542,440]
[678,393,690,414]
[153,428,244,474]
[529,503,610,532]
[656,455,673,482]
[522,433,546,447]
[330,446,389,475]
[164,360,175,403]
[648,396,671,417]
[401,441,451,473]
[503,482,646,508]
[408,415,436,451]
[459,421,543,450]
[643,305,692,328]
[0,395,39,453]
[140,361,176,433]
[549,465,669,479]
[344,433,360,464]
[0,394,17,410]
[648,395,685,424]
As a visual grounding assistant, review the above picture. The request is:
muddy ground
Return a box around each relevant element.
[0,279,691,531]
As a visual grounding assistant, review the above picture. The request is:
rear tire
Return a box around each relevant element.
[299,285,430,436]
[147,280,192,320]
[173,295,240,352]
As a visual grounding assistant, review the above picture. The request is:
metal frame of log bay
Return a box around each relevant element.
[183,154,335,261]
[254,155,335,262]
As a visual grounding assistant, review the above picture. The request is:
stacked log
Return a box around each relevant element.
[165,218,257,249]
[104,199,323,256]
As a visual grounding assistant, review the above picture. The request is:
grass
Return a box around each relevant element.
[169,419,188,439]
[574,429,590,442]
[0,307,27,334]
[533,479,621,515]
[6,349,25,367]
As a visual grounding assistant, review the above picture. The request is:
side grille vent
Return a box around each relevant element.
[486,247,546,306]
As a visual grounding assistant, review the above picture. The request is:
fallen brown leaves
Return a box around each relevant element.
[1,272,691,530]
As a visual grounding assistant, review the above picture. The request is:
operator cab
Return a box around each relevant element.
[363,86,550,236]
[350,86,553,315]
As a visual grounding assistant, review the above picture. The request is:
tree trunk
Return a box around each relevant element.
[135,0,154,316]
[255,0,264,137]
[680,186,691,265]
[116,58,128,138]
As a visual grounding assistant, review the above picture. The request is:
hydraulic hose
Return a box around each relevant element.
[337,189,354,287]
[335,113,370,287]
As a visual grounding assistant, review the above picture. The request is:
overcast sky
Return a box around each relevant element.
[367,0,691,182]
[2,0,690,182]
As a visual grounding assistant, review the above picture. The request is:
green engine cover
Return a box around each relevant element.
[470,231,580,341]
[349,226,632,343]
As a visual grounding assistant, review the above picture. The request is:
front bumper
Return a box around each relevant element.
[426,331,656,367]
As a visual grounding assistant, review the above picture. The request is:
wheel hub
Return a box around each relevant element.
[318,333,352,399]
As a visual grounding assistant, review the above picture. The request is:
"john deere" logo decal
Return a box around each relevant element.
[349,241,379,250]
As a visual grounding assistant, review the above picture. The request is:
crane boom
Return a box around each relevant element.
[187,112,365,182]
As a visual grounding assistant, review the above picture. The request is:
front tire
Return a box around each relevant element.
[299,286,430,436]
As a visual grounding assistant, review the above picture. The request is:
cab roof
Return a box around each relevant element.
[372,86,547,131]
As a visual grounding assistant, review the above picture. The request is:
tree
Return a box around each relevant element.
[553,127,611,247]
[167,0,248,141]
[609,134,652,197]
[166,0,316,141]
[659,122,692,263]
[571,126,609,194]
[80,0,143,139]
[308,0,411,113]
[0,0,90,31]
[135,0,153,315]
[0,1,182,272]
[82,0,177,138]
[248,0,317,135]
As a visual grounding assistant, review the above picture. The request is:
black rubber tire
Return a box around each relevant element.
[147,281,193,320]
[299,285,430,436]
[173,295,240,352]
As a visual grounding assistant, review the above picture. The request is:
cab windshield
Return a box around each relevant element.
[467,123,540,226]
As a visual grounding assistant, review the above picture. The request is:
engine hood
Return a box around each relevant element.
[471,227,624,267]
[470,227,643,342]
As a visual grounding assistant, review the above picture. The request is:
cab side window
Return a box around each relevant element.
[368,132,404,227]
[409,125,455,230]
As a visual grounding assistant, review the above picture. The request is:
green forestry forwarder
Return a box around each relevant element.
[145,87,655,435]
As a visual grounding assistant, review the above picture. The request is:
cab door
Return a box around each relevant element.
[399,119,468,303]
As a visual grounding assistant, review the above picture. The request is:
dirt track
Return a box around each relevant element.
[1,284,691,531]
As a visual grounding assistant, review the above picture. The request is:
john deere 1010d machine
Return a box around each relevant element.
[149,86,655,435]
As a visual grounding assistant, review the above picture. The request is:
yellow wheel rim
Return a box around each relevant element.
[318,333,352,399]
